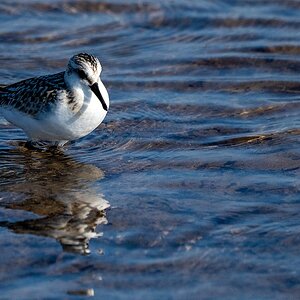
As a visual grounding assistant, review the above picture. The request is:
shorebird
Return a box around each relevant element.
[0,53,109,147]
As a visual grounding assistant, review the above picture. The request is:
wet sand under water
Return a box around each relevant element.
[0,0,300,299]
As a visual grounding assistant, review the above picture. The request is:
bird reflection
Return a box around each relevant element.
[0,146,109,255]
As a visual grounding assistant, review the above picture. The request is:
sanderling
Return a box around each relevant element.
[0,53,109,147]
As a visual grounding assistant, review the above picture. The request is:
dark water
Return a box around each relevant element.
[1,0,300,299]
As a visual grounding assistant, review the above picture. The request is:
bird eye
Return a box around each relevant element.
[77,69,86,80]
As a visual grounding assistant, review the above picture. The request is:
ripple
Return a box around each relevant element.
[1,0,300,298]
[0,1,161,15]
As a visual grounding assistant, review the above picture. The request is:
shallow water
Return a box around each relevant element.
[1,0,300,299]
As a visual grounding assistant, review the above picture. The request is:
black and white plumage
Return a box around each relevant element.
[0,53,109,146]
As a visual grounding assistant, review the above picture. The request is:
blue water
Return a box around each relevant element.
[0,1,300,299]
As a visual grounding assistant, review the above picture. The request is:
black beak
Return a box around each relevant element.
[89,82,108,111]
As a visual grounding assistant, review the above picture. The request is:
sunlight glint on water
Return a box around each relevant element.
[0,0,300,299]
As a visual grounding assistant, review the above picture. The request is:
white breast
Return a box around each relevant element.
[38,79,109,141]
[48,93,106,140]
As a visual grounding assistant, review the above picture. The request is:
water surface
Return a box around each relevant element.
[0,0,300,299]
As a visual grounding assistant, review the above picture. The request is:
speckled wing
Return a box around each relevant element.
[0,72,67,117]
